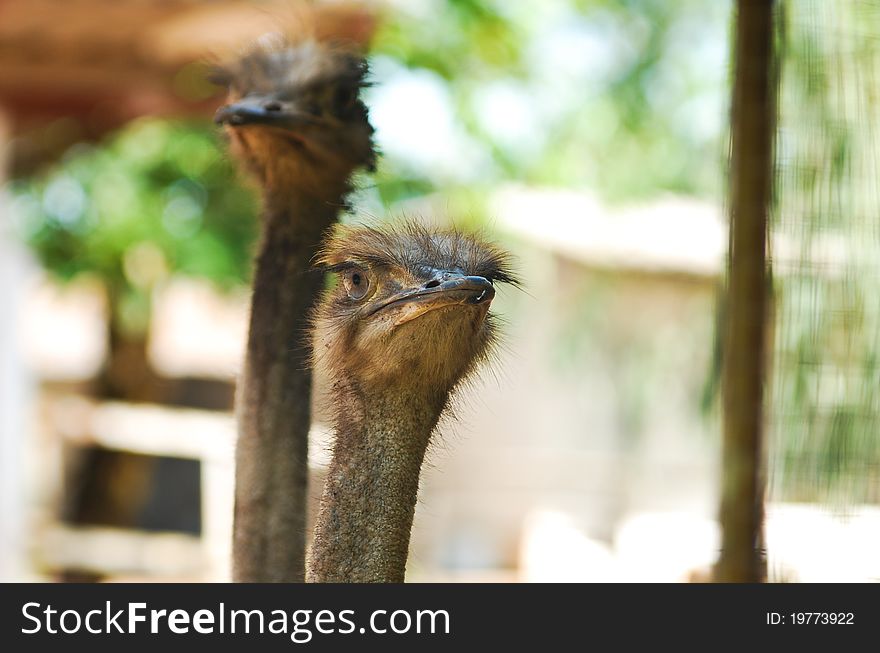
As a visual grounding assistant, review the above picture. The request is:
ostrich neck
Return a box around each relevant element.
[232,186,344,582]
[308,381,447,582]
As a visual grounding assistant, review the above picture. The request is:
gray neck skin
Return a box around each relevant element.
[308,380,447,582]
[233,188,344,582]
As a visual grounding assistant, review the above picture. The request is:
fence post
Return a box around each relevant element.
[715,0,777,583]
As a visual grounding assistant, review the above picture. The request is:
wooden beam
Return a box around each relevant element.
[47,396,236,462]
[715,0,777,583]
[35,525,206,577]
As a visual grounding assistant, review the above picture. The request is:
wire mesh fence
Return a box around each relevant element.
[771,0,880,506]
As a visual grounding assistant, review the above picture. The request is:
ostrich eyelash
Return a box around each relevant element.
[473,260,521,288]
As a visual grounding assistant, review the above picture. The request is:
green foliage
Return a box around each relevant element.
[370,0,730,205]
[10,119,258,333]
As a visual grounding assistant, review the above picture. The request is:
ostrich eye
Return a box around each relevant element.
[342,268,370,301]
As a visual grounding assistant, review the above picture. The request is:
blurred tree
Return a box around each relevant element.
[9,119,256,574]
[11,118,257,396]
[368,0,730,207]
[11,0,734,339]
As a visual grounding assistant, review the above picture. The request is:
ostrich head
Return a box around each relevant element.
[313,222,518,403]
[213,37,375,192]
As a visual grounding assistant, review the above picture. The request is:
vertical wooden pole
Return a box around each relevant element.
[715,0,777,583]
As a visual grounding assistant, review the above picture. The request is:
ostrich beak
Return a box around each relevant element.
[214,98,319,129]
[370,275,495,326]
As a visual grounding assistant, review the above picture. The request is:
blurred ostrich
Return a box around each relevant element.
[307,222,517,582]
[214,37,375,582]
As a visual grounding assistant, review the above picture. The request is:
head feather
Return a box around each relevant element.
[315,220,520,286]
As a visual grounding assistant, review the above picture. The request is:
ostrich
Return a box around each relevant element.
[213,37,376,582]
[307,222,517,582]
